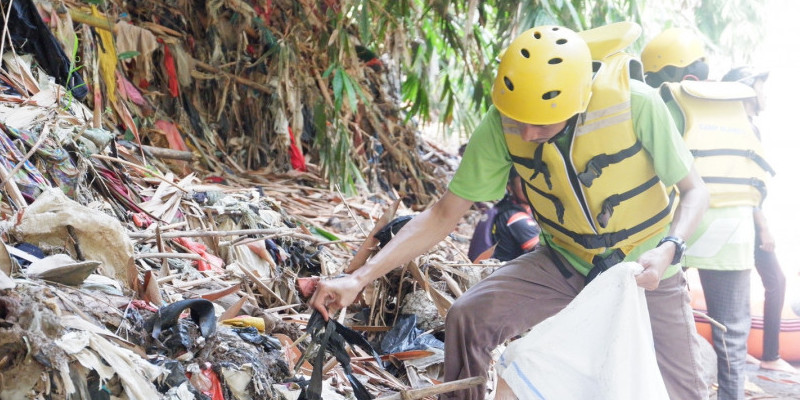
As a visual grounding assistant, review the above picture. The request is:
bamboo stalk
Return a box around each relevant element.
[67,8,116,33]
[134,252,202,260]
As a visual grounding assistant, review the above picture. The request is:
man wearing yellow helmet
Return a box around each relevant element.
[641,27,709,86]
[643,28,774,400]
[312,25,709,399]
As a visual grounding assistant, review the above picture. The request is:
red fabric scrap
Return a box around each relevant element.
[116,73,147,106]
[255,0,272,24]
[187,365,225,400]
[160,40,179,97]
[127,299,158,312]
[288,126,307,171]
[131,212,154,228]
[174,237,224,272]
[154,120,189,152]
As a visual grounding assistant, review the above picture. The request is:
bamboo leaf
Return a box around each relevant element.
[342,72,358,111]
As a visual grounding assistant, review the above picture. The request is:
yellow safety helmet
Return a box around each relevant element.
[491,26,593,125]
[641,28,705,74]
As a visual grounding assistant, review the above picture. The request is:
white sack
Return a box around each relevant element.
[497,262,669,400]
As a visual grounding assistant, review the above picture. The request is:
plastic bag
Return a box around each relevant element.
[497,262,669,400]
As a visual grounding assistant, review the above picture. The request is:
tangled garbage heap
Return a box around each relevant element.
[0,0,501,399]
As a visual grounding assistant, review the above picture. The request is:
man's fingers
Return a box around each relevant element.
[309,289,332,320]
[318,306,330,321]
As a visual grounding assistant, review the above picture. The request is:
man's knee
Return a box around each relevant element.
[445,296,473,329]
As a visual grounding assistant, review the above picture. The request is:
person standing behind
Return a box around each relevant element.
[722,66,794,373]
[313,24,710,400]
[642,28,775,400]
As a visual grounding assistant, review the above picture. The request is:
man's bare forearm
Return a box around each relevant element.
[669,167,709,241]
[350,191,474,287]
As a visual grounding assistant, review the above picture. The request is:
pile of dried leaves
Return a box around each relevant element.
[0,0,500,399]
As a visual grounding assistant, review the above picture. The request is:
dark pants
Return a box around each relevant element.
[698,269,751,400]
[442,246,708,399]
[755,233,787,361]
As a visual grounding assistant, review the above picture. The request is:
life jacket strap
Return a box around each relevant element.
[691,148,776,176]
[702,176,768,203]
[596,176,660,228]
[577,141,643,187]
[512,145,553,190]
[586,248,626,284]
[534,188,676,250]
[523,179,566,224]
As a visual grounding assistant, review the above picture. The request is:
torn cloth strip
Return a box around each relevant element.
[0,0,87,99]
[0,127,49,200]
[161,41,180,97]
[91,5,118,104]
[288,126,307,171]
[304,310,383,400]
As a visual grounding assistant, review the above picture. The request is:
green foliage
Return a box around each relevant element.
[118,50,141,60]
[694,0,766,64]
[312,101,365,196]
[62,36,87,110]
[310,0,767,188]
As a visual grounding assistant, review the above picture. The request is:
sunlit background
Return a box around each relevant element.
[755,0,799,281]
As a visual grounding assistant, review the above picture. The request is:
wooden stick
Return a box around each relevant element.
[693,310,727,332]
[238,264,288,306]
[194,60,273,94]
[0,162,25,209]
[346,199,401,273]
[140,145,198,161]
[375,376,486,400]
[129,228,321,242]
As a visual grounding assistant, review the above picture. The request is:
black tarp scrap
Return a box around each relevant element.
[0,0,87,99]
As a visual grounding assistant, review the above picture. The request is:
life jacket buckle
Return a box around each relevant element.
[597,199,614,228]
[586,248,626,284]
[578,159,602,187]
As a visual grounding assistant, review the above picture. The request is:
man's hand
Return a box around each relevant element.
[758,228,776,252]
[635,245,673,290]
[309,274,364,321]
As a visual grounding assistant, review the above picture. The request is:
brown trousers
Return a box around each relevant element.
[442,246,708,399]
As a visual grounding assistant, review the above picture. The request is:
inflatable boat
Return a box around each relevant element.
[687,267,800,362]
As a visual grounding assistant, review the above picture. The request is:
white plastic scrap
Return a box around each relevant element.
[57,330,165,399]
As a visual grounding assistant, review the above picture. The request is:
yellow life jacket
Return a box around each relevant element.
[503,53,676,268]
[662,81,774,207]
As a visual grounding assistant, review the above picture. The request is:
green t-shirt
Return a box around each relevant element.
[450,80,694,277]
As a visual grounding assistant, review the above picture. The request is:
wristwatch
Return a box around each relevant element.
[657,236,686,265]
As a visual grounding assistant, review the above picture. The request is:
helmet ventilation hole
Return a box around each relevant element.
[520,49,530,58]
[542,90,560,100]
[556,39,567,45]
[504,77,514,91]
[548,58,563,65]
